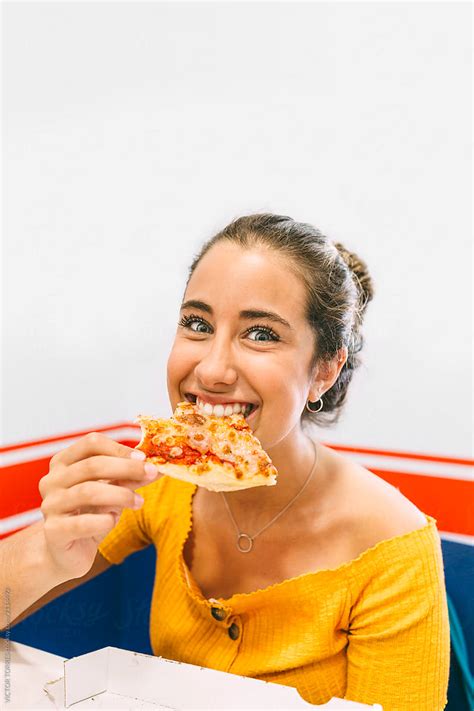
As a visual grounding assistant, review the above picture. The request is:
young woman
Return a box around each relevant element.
[5,214,449,710]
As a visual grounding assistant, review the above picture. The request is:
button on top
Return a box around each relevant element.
[211,606,227,621]
[228,622,240,640]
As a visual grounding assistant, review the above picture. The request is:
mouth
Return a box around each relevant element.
[184,393,258,421]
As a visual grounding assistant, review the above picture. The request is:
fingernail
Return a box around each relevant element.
[144,463,158,479]
[133,494,145,508]
[131,449,146,460]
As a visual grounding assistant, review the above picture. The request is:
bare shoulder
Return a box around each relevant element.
[320,445,428,555]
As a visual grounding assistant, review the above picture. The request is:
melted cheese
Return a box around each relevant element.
[135,401,277,482]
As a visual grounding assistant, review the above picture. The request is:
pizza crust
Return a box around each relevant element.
[149,459,276,492]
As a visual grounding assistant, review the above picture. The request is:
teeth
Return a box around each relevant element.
[196,397,254,418]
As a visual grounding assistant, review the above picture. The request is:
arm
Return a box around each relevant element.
[1,520,111,631]
[1,432,161,633]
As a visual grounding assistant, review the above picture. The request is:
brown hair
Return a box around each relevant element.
[187,213,374,427]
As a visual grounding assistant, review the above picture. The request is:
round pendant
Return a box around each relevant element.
[237,533,253,553]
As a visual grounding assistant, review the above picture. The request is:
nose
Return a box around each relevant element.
[194,334,238,389]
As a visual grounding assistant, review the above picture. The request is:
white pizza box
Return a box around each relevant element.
[43,646,383,710]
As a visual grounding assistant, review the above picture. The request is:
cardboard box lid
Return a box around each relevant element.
[46,647,382,709]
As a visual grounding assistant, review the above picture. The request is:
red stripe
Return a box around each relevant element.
[0,423,137,453]
[1,424,472,466]
[0,459,51,518]
[322,443,473,466]
[1,442,472,538]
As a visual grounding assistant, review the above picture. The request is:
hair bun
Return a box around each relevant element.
[333,242,374,316]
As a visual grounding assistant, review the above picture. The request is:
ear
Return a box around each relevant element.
[308,347,348,401]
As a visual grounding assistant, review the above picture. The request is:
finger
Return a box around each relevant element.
[39,460,160,502]
[111,472,165,492]
[41,481,145,517]
[94,505,124,517]
[68,505,124,521]
[45,512,118,543]
[52,455,159,490]
[49,432,143,469]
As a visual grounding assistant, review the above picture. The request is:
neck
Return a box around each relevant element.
[221,426,318,518]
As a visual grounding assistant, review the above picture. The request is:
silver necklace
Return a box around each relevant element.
[220,441,318,553]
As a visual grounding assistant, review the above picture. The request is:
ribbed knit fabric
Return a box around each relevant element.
[98,475,450,710]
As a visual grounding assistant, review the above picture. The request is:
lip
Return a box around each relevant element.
[243,406,259,427]
[184,392,258,409]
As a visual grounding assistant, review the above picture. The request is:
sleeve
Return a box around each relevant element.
[344,524,450,711]
[97,481,156,565]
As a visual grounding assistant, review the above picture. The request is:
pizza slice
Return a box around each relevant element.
[134,401,278,492]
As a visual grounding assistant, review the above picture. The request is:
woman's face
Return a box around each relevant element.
[167,242,323,451]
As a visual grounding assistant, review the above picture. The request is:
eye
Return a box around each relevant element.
[243,325,280,342]
[178,314,212,334]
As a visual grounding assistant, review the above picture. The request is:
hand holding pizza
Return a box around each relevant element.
[38,432,161,580]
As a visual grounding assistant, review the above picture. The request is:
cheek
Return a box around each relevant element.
[259,369,309,445]
[256,357,299,389]
[271,382,305,424]
[252,358,307,413]
[166,340,193,394]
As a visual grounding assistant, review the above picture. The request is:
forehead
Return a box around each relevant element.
[185,242,307,318]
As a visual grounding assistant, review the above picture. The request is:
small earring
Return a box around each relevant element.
[306,395,324,413]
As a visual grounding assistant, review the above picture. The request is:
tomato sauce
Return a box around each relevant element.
[152,442,202,466]
[148,441,237,472]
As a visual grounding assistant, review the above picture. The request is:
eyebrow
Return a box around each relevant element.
[180,300,292,329]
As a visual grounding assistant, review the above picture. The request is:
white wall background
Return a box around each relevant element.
[3,2,472,456]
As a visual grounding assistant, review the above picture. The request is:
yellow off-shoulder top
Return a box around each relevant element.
[97,475,450,711]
